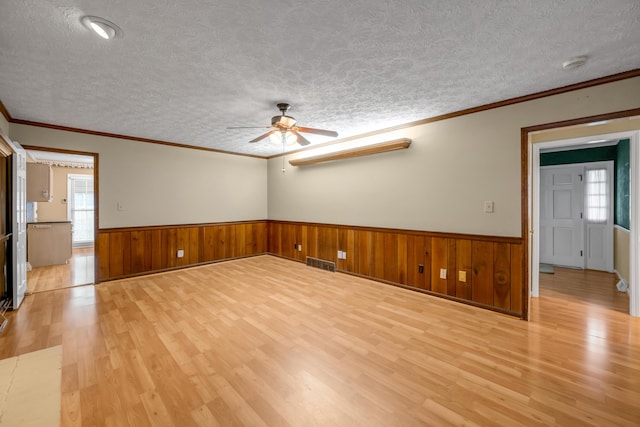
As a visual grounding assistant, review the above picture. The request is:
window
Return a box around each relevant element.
[586,168,607,223]
[68,174,94,246]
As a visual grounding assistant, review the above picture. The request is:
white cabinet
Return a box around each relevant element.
[27,222,72,267]
[27,163,52,202]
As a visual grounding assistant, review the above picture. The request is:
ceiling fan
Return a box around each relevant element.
[227,103,338,146]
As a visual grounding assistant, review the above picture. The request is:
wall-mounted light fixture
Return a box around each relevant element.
[289,138,411,166]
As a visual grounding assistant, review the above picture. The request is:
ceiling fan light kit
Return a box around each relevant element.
[270,131,298,145]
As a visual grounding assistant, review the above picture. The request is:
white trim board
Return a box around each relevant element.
[529,130,640,317]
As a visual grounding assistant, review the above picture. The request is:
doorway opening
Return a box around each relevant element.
[528,127,639,317]
[23,148,98,293]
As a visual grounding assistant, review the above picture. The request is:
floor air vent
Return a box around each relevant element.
[306,256,336,272]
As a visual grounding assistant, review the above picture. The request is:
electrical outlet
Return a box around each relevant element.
[418,264,424,274]
[439,268,447,279]
[483,201,494,213]
[177,249,184,258]
[117,202,125,211]
[297,244,302,251]
[458,270,467,282]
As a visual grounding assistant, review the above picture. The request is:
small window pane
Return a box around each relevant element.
[586,168,607,223]
[69,175,94,245]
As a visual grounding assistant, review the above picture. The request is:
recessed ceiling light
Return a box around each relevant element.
[562,56,588,70]
[81,16,122,40]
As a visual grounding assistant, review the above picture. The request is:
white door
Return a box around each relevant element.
[584,162,614,272]
[11,146,27,309]
[540,165,584,268]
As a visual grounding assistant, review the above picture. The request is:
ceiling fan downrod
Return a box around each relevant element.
[276,103,291,115]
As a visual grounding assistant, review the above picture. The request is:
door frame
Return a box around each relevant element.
[528,130,639,316]
[22,145,99,284]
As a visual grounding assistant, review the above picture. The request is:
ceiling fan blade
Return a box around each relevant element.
[227,126,271,129]
[250,130,277,143]
[296,126,338,138]
[293,131,311,146]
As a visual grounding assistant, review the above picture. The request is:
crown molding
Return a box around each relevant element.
[0,100,12,122]
[9,119,267,159]
[270,68,640,159]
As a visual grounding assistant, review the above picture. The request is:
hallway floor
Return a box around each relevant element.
[27,247,94,293]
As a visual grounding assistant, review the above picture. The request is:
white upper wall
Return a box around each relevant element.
[9,124,268,228]
[269,77,640,237]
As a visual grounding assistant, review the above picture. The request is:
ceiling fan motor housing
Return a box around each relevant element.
[272,115,297,128]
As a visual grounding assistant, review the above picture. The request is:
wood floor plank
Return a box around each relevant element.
[1,256,639,426]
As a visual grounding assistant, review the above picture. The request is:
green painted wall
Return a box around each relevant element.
[540,145,617,166]
[615,139,630,230]
[540,140,630,229]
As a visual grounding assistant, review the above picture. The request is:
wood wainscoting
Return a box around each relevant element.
[97,219,524,317]
[97,221,267,281]
[268,221,524,317]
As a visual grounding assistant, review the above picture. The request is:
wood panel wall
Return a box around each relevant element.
[97,221,267,281]
[268,221,524,317]
[97,220,524,317]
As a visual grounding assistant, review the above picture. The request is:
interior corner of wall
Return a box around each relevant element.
[0,117,9,138]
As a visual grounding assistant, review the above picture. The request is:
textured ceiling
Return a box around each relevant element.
[1,1,639,157]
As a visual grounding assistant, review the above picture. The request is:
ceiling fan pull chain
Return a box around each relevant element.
[282,133,286,173]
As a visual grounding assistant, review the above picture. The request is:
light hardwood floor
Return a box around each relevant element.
[27,247,95,293]
[1,255,638,426]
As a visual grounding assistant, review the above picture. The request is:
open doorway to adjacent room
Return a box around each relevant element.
[23,148,97,293]
[528,122,639,318]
